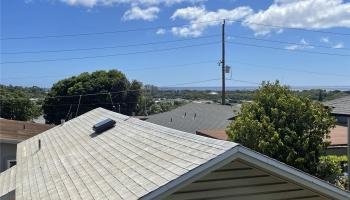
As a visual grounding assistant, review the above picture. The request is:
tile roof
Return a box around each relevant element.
[146,102,238,133]
[323,95,350,116]
[0,119,55,143]
[8,108,236,200]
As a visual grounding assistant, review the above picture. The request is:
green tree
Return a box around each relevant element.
[43,70,142,124]
[226,81,335,176]
[0,88,41,121]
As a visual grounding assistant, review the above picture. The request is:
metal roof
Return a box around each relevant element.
[0,108,349,200]
[146,102,239,133]
[323,95,350,116]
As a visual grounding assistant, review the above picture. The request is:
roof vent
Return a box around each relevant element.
[93,118,116,134]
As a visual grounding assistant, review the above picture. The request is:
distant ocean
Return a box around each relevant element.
[160,86,350,91]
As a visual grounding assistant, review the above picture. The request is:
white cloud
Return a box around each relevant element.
[285,38,314,50]
[122,6,160,21]
[156,28,166,34]
[244,0,350,35]
[320,37,329,43]
[171,6,253,37]
[59,0,206,7]
[332,43,344,49]
[319,37,345,48]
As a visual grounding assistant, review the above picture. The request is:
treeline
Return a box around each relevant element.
[150,88,349,103]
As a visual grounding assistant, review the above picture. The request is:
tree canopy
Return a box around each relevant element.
[43,70,142,124]
[226,81,336,176]
[0,87,41,121]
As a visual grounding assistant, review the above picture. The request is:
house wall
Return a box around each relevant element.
[0,191,15,200]
[0,143,17,172]
[326,146,347,156]
[166,160,328,200]
[336,115,348,125]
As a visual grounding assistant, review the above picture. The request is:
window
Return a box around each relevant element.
[7,160,16,169]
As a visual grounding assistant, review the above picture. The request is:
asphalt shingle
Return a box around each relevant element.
[5,108,236,200]
[145,102,238,133]
[323,95,350,116]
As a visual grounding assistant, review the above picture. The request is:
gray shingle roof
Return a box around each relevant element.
[0,165,16,196]
[1,107,349,200]
[146,102,238,133]
[5,108,236,200]
[323,95,350,116]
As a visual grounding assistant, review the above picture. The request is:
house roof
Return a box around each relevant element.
[196,129,229,140]
[0,108,349,200]
[323,95,350,116]
[328,125,348,146]
[146,102,238,133]
[0,119,55,143]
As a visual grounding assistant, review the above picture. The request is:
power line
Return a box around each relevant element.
[226,19,350,36]
[1,60,217,80]
[0,42,219,64]
[227,41,350,57]
[0,20,223,41]
[228,34,350,51]
[228,60,349,78]
[2,18,349,41]
[1,34,220,55]
[38,78,221,100]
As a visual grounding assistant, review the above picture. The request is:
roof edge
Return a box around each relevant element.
[140,145,241,200]
[142,145,350,200]
[236,146,350,200]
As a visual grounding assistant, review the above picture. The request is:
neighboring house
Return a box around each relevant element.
[0,119,54,172]
[145,102,239,134]
[323,95,350,155]
[326,125,348,155]
[0,108,349,200]
[323,95,350,124]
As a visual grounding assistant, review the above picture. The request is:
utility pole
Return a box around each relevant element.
[221,19,226,105]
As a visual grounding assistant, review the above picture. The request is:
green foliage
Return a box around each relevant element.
[317,155,348,189]
[43,70,142,124]
[147,101,186,115]
[226,81,336,176]
[317,155,347,178]
[0,84,48,99]
[0,88,41,121]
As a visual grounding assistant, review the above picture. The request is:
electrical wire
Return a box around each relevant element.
[0,41,219,64]
[227,41,350,57]
[1,60,217,80]
[2,18,349,41]
[1,34,220,55]
[228,34,350,51]
[228,60,349,78]
[0,20,223,40]
[226,19,350,36]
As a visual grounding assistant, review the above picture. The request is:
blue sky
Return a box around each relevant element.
[1,0,349,88]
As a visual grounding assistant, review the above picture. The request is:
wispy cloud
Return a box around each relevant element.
[156,28,166,35]
[122,6,160,21]
[171,6,252,37]
[285,39,314,50]
[332,43,344,49]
